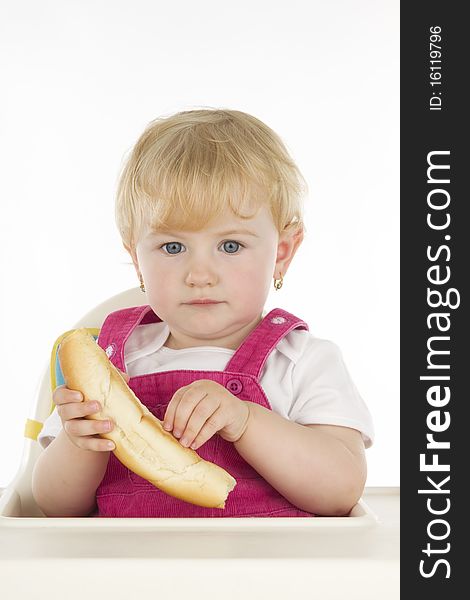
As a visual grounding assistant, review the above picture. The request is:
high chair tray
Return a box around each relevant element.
[0,496,377,530]
[0,489,399,599]
[0,489,396,560]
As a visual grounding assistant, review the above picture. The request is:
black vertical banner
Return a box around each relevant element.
[401,1,466,596]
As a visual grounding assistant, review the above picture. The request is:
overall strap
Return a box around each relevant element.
[97,305,158,371]
[224,308,309,380]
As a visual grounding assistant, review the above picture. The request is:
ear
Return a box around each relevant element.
[274,226,304,278]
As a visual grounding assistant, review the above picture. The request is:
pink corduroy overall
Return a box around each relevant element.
[95,305,315,518]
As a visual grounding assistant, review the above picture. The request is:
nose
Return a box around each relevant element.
[185,265,218,288]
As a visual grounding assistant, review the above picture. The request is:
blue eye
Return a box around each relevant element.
[160,240,244,255]
[221,240,242,254]
[161,242,184,255]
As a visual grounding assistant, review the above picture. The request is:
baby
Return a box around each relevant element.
[32,109,374,518]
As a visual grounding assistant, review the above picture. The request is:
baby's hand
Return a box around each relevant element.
[53,370,130,452]
[162,379,250,450]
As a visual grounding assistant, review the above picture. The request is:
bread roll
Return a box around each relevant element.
[58,328,236,508]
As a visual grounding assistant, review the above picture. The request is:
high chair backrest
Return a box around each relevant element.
[0,287,145,517]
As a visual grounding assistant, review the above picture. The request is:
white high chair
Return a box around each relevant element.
[0,288,399,599]
[0,287,144,518]
[1,285,375,522]
[1,284,379,525]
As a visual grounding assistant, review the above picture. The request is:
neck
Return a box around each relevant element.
[163,313,264,351]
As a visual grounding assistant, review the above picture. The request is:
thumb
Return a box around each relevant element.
[118,368,130,383]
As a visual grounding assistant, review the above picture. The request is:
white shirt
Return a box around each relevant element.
[38,316,374,449]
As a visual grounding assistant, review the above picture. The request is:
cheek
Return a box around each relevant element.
[229,256,272,295]
[244,248,275,277]
[140,257,176,296]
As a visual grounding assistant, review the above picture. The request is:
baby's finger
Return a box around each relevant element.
[53,385,83,407]
[65,417,113,438]
[118,369,130,383]
[163,385,189,433]
[76,435,116,452]
[172,387,209,439]
[57,400,101,422]
[179,397,220,448]
[186,407,225,450]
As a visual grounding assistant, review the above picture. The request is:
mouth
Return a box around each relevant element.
[184,299,223,305]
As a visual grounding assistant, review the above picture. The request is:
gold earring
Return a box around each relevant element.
[139,276,146,293]
[274,272,283,290]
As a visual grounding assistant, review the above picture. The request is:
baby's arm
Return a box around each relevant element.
[32,428,110,517]
[32,385,117,517]
[234,403,367,516]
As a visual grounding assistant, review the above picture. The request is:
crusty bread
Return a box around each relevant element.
[58,328,237,508]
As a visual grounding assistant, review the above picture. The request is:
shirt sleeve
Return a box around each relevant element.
[37,406,63,449]
[288,338,375,448]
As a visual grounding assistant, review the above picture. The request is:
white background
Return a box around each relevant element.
[0,0,399,489]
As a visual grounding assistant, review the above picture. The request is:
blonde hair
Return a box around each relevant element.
[116,108,308,249]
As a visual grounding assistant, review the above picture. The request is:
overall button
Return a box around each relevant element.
[226,378,243,395]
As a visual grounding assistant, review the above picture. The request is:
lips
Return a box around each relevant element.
[185,299,222,305]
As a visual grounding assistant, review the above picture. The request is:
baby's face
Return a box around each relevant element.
[133,205,285,349]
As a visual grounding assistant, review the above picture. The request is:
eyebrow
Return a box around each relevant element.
[152,229,259,238]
